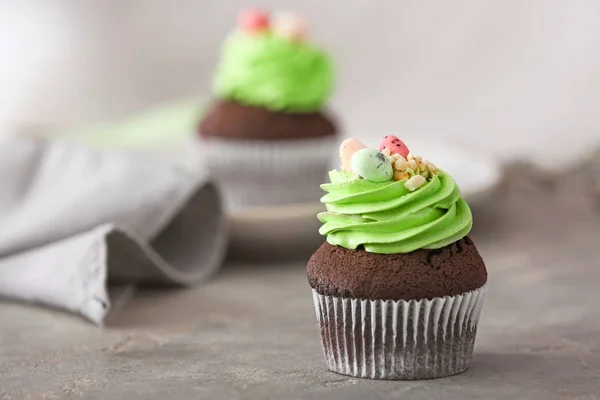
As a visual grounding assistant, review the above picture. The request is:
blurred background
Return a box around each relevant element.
[2,0,600,166]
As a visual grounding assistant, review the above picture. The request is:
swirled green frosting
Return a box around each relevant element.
[213,31,334,112]
[318,170,473,254]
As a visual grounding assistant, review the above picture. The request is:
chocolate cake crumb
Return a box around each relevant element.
[455,240,464,253]
[307,237,487,301]
[198,99,337,140]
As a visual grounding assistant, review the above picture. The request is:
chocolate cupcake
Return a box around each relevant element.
[198,8,338,211]
[307,136,488,380]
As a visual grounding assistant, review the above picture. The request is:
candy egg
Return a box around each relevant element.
[273,11,306,41]
[351,148,394,182]
[238,8,270,33]
[379,135,410,158]
[339,138,367,173]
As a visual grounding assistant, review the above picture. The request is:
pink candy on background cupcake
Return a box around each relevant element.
[198,8,339,211]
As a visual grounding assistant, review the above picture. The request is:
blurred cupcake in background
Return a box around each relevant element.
[198,7,339,211]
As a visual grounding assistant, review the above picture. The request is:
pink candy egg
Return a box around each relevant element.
[238,8,270,33]
[274,12,306,41]
[379,135,410,158]
[339,138,367,173]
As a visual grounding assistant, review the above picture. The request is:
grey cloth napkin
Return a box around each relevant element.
[0,137,228,325]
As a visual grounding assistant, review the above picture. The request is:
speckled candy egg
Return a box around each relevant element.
[339,138,367,173]
[379,135,410,158]
[238,8,270,33]
[273,11,306,41]
[351,148,394,182]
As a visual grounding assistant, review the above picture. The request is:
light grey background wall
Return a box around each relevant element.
[2,0,600,166]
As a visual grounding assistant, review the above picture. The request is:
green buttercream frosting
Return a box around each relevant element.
[213,30,334,112]
[318,170,473,254]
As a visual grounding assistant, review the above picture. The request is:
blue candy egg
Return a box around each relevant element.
[351,148,393,182]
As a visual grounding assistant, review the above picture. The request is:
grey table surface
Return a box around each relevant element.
[1,167,600,400]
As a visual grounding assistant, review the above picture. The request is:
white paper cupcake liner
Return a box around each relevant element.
[201,136,338,211]
[312,285,487,380]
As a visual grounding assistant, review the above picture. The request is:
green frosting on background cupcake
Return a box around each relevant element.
[213,31,334,113]
[318,170,473,254]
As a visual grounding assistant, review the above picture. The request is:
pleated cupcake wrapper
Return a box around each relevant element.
[312,285,487,380]
[202,136,338,211]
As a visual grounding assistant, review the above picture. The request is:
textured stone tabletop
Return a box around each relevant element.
[1,168,600,399]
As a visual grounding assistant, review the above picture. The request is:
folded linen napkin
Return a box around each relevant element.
[0,135,228,325]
